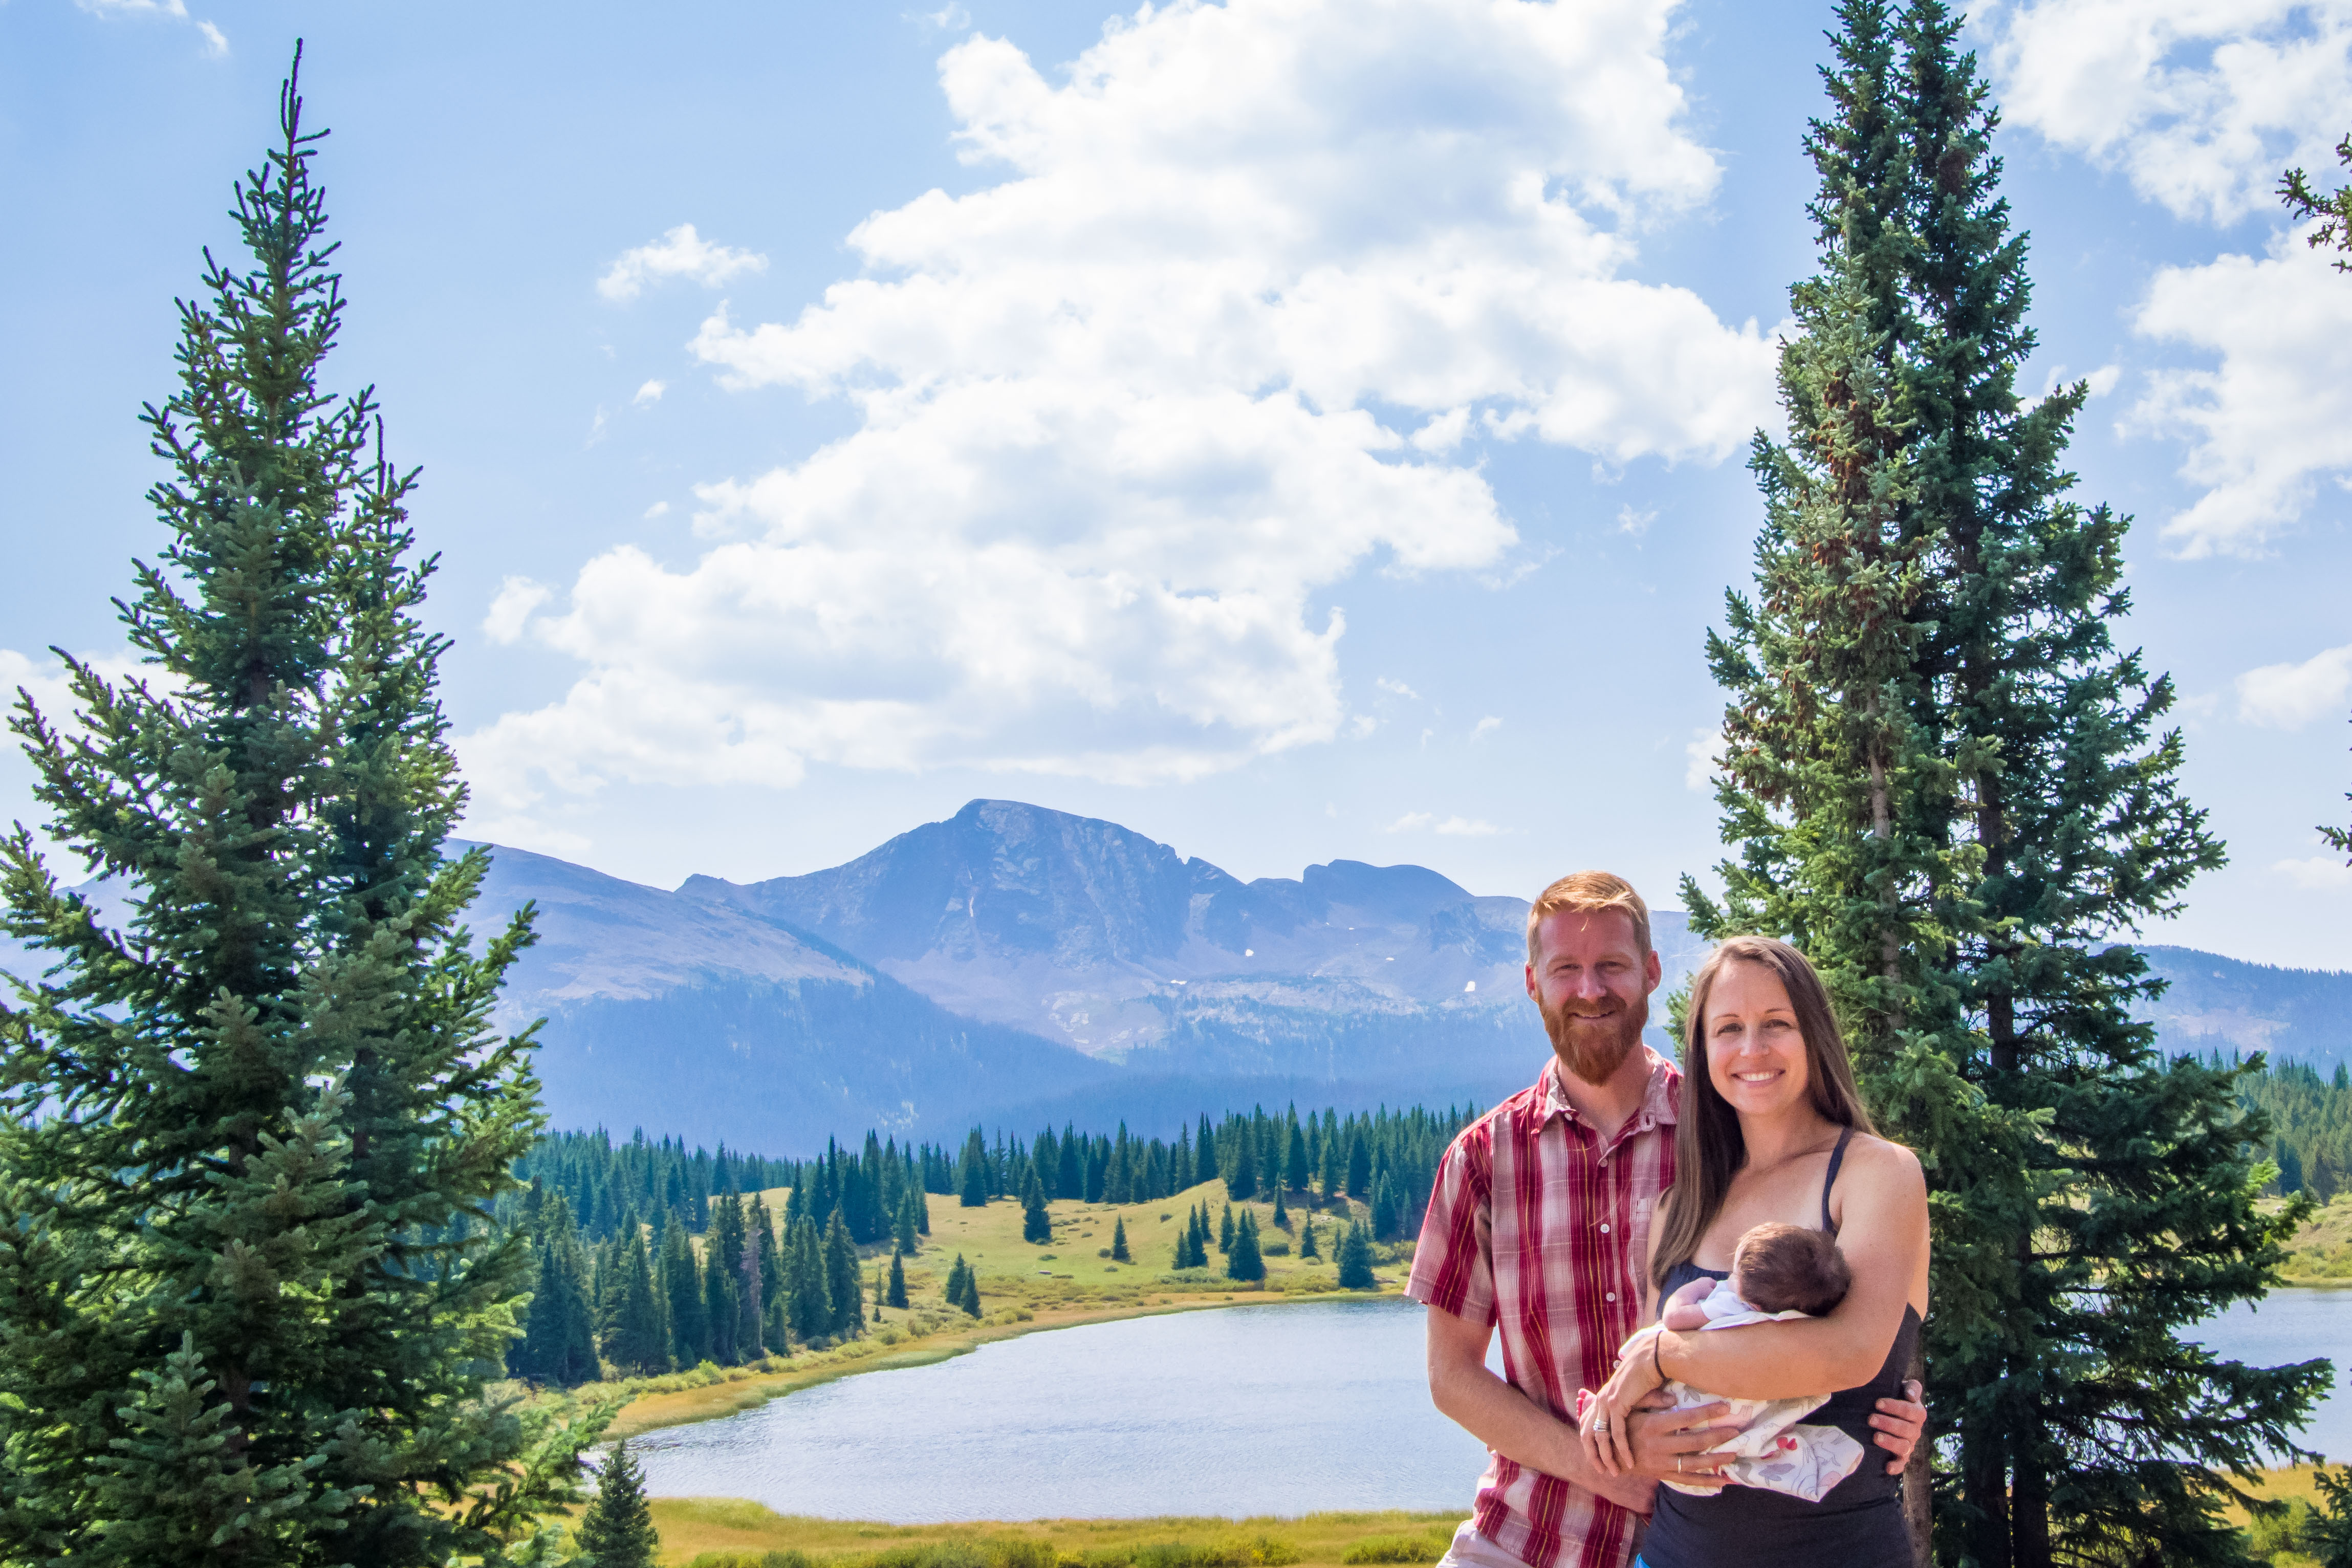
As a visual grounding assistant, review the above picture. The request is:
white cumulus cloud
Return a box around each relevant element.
[75,0,227,54]
[2236,643,2352,728]
[633,379,666,405]
[482,577,552,647]
[597,224,768,303]
[1386,811,1502,836]
[1981,0,2352,225]
[2132,231,2352,555]
[1684,725,1724,791]
[468,0,1779,817]
[2276,854,2352,890]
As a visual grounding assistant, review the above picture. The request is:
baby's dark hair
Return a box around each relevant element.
[1731,1222,1851,1316]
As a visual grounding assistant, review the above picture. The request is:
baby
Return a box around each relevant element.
[1646,1221,1868,1504]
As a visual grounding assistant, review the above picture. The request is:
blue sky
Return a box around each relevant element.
[4,0,2348,969]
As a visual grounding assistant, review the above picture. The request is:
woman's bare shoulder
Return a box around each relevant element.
[1843,1131,1924,1189]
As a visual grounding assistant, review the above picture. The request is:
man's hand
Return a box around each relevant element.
[1622,1398,1739,1495]
[1869,1379,1926,1475]
[1579,1327,1670,1475]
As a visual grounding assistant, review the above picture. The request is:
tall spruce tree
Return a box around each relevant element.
[516,1192,598,1386]
[606,1229,669,1377]
[1901,8,2317,1562]
[1022,1171,1052,1244]
[785,1214,830,1345]
[575,1441,658,1568]
[1226,1210,1264,1282]
[659,1213,707,1368]
[1335,1223,1375,1290]
[823,1211,863,1339]
[0,53,603,1566]
[1689,6,2324,1563]
[2280,148,2352,871]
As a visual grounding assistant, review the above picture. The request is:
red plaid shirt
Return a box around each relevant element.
[1407,1050,1681,1568]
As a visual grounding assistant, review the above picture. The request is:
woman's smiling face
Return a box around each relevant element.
[1703,960,1811,1116]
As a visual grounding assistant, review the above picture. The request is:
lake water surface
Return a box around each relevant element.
[631,1291,2351,1522]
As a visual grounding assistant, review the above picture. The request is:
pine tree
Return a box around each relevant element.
[1901,10,2314,1562]
[576,1440,659,1568]
[1022,1171,1052,1245]
[895,1185,921,1253]
[958,1128,989,1208]
[0,54,603,1565]
[1110,1216,1130,1262]
[823,1210,863,1339]
[1369,1175,1399,1242]
[960,1265,982,1317]
[1688,7,2323,1563]
[705,1193,744,1364]
[1299,1213,1319,1260]
[786,1214,831,1345]
[944,1254,970,1311]
[1317,1134,1342,1207]
[886,1249,909,1309]
[660,1213,708,1368]
[1345,1132,1370,1198]
[1218,1203,1235,1254]
[1271,1186,1290,1231]
[751,1191,782,1318]
[1336,1223,1375,1290]
[517,1191,599,1386]
[1228,1133,1258,1201]
[1284,1117,1311,1192]
[1226,1210,1265,1282]
[608,1229,670,1375]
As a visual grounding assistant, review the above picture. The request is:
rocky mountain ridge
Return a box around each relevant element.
[2,798,2342,1151]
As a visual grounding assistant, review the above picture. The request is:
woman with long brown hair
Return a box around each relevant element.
[1577,935,1929,1567]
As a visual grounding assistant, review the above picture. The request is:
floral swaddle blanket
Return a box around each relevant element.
[1637,1289,1867,1503]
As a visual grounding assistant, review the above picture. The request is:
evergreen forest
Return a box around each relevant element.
[503,1101,1469,1385]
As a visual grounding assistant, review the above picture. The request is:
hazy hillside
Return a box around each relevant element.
[2133,946,2352,1070]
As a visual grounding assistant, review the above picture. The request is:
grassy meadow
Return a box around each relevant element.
[641,1502,1463,1568]
[2280,1193,2352,1287]
[555,1177,1412,1441]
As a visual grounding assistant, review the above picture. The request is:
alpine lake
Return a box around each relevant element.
[628,1291,2352,1523]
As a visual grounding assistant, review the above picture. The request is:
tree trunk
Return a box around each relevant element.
[1905,1336,1934,1567]
[1961,1422,2009,1568]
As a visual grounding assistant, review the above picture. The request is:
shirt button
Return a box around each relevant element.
[1606,1293,1618,1302]
[1599,1224,1610,1234]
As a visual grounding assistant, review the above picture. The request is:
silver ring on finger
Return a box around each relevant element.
[1675,1456,1682,1472]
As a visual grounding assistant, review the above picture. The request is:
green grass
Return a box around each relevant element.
[646,1503,1457,1568]
[2280,1194,2352,1286]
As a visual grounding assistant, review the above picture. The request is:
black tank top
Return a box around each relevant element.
[1636,1128,1920,1568]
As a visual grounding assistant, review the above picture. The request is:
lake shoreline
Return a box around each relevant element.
[580,1277,1414,1442]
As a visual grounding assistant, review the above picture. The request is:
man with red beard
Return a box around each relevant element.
[1406,872,1924,1568]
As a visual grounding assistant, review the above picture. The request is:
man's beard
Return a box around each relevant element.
[1541,991,1648,1085]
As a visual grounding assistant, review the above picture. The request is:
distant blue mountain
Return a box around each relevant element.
[680,798,1708,1074]
[2131,946,2352,1070]
[3,800,2340,1152]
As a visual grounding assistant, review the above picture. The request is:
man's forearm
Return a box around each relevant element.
[1430,1357,1654,1512]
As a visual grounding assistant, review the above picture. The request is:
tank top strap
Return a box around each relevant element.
[1821,1125,1855,1233]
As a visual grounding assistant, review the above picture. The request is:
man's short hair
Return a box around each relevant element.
[1525,870,1652,966]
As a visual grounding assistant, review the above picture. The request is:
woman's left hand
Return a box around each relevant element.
[1578,1326,1668,1476]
